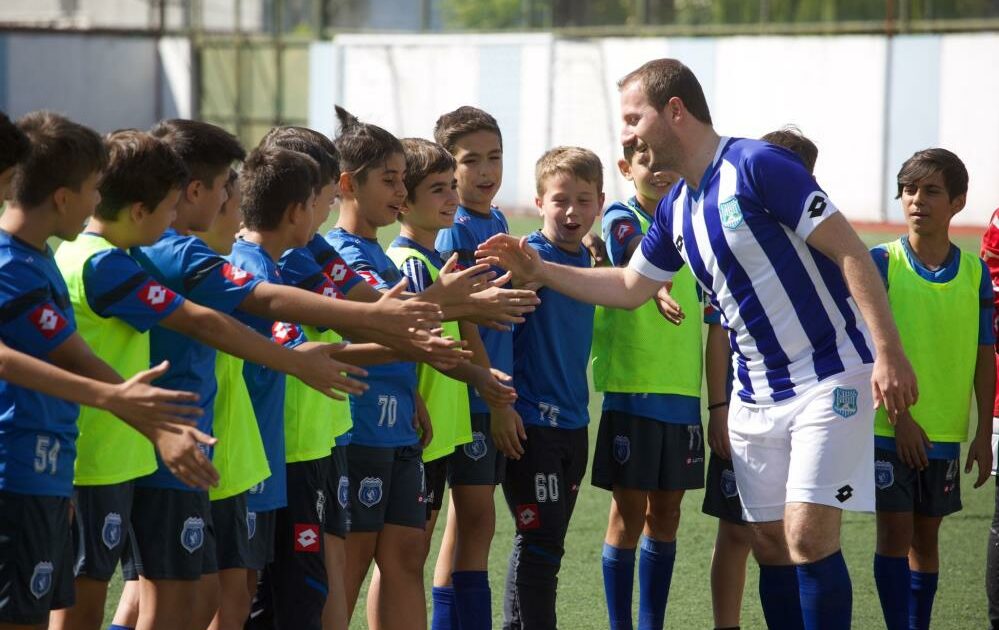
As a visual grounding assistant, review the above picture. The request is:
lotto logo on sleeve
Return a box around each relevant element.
[30,304,68,339]
[327,262,350,283]
[271,322,298,345]
[614,222,636,244]
[221,262,253,286]
[515,503,540,531]
[294,524,320,553]
[138,281,175,312]
[357,270,381,287]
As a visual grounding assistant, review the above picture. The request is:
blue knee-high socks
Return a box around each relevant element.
[602,543,636,630]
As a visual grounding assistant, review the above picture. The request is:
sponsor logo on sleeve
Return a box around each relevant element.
[221,262,253,286]
[31,304,68,339]
[138,281,175,312]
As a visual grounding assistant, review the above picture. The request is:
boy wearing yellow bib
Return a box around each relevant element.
[871,149,995,630]
[591,143,727,630]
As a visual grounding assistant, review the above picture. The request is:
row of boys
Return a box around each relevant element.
[0,96,994,630]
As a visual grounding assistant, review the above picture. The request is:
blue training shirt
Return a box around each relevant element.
[870,237,995,460]
[131,228,262,490]
[80,241,186,331]
[630,137,874,406]
[514,232,594,430]
[0,230,78,496]
[436,205,513,414]
[601,198,703,424]
[326,228,418,447]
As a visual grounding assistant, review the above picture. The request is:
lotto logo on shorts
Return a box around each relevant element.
[221,262,253,286]
[832,387,858,418]
[516,503,540,531]
[30,304,67,339]
[294,524,320,553]
[138,281,174,312]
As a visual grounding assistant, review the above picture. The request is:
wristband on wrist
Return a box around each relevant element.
[707,401,729,411]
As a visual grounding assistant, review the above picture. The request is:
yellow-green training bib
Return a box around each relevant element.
[387,245,472,462]
[874,239,981,442]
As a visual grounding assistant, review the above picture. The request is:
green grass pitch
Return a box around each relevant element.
[101,218,994,628]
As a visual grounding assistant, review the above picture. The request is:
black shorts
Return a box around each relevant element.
[71,481,134,581]
[264,458,329,629]
[211,492,252,571]
[425,456,449,518]
[0,491,75,625]
[875,448,963,517]
[448,413,505,486]
[246,509,277,570]
[701,452,747,525]
[502,425,588,537]
[129,486,213,580]
[591,410,705,491]
[347,443,426,532]
[324,447,350,538]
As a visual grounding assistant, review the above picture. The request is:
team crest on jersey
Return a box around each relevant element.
[180,517,205,554]
[612,435,630,464]
[337,475,350,508]
[832,387,858,418]
[247,511,257,540]
[720,469,739,498]
[719,197,744,230]
[29,561,53,599]
[102,512,123,550]
[358,477,383,508]
[464,432,488,461]
[875,460,894,489]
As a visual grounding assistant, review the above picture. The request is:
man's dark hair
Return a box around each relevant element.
[0,111,30,173]
[333,106,403,184]
[240,147,319,231]
[96,130,189,221]
[433,106,503,154]
[896,148,969,200]
[259,126,340,188]
[618,58,712,125]
[12,111,108,208]
[401,138,456,197]
[150,119,245,185]
[761,126,818,175]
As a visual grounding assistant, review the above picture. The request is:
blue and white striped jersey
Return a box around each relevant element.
[630,137,874,405]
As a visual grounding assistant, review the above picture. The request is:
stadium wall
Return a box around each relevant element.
[0,31,192,133]
[309,32,999,226]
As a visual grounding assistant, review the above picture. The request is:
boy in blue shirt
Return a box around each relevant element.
[432,106,528,627]
[0,112,212,629]
[871,148,994,630]
[124,119,446,630]
[499,146,603,630]
[378,137,533,630]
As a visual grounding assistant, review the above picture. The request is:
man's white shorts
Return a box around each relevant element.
[728,367,875,523]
